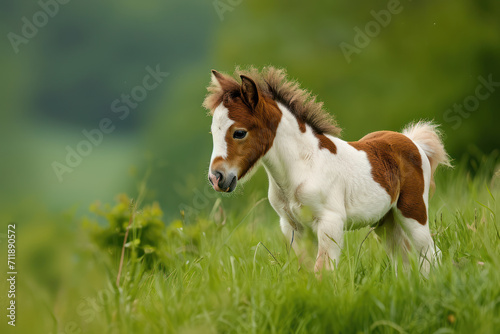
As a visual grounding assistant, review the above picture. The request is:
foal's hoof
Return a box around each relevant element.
[314,256,334,279]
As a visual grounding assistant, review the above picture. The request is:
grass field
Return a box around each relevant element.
[4,153,500,334]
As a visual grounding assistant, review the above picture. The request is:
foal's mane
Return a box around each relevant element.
[203,66,342,137]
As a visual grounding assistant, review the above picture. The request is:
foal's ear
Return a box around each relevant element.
[211,69,227,87]
[240,75,260,109]
[211,69,239,91]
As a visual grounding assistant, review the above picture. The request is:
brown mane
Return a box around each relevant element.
[202,66,342,137]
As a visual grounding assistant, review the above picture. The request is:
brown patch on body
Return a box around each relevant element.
[315,133,337,154]
[296,118,307,133]
[349,131,427,225]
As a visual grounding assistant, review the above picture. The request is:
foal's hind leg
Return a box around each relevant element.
[393,210,440,274]
[375,210,412,271]
[376,209,439,275]
[394,155,440,274]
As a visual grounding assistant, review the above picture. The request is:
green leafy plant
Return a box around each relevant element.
[83,194,167,270]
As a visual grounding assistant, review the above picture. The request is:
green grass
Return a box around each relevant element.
[6,153,500,334]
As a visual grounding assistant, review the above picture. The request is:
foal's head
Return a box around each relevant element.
[205,70,282,193]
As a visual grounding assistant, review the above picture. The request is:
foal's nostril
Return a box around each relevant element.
[209,170,230,192]
[214,170,224,184]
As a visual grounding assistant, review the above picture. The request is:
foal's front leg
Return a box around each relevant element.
[315,211,345,272]
[279,217,306,264]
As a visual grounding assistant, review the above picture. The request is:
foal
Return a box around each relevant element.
[204,67,450,273]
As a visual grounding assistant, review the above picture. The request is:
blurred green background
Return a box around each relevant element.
[0,1,499,333]
[0,1,499,231]
[1,0,499,222]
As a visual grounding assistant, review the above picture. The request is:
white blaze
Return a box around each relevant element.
[210,104,234,171]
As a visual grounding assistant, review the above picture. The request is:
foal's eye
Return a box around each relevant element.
[233,130,247,139]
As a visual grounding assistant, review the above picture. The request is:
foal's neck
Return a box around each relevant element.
[261,104,318,192]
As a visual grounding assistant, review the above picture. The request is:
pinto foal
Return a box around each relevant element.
[204,67,450,273]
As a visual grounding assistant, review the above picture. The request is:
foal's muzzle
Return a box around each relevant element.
[209,170,237,193]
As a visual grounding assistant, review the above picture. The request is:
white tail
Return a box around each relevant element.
[403,121,452,189]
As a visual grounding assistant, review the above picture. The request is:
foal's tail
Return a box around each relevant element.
[403,121,452,189]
